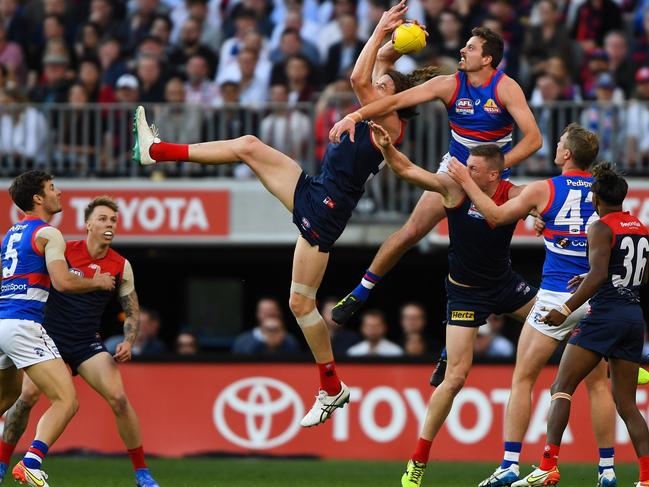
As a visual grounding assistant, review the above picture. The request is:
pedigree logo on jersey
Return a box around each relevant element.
[566,179,592,188]
[455,98,474,115]
[483,99,501,114]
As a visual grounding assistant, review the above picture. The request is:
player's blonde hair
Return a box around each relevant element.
[84,195,119,221]
[562,123,599,170]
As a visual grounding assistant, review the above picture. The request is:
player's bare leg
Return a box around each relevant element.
[78,353,142,449]
[333,191,446,325]
[11,359,77,487]
[402,325,477,486]
[134,106,302,211]
[291,236,350,427]
[77,352,159,487]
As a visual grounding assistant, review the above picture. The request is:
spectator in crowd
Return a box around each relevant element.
[473,314,514,359]
[420,0,445,46]
[314,77,358,160]
[136,53,165,102]
[626,67,649,170]
[217,9,258,81]
[437,9,463,62]
[150,14,173,53]
[580,72,625,160]
[632,8,649,67]
[579,48,612,100]
[404,332,428,357]
[324,13,362,84]
[0,63,8,88]
[184,54,220,105]
[347,309,404,357]
[236,47,269,106]
[317,0,357,60]
[536,56,582,102]
[29,51,71,103]
[0,0,30,51]
[78,56,115,103]
[170,0,222,46]
[571,0,623,51]
[133,35,172,78]
[225,0,275,39]
[254,317,302,355]
[88,0,128,43]
[269,5,319,55]
[399,302,427,336]
[320,296,361,356]
[260,84,311,164]
[270,28,318,82]
[0,21,24,84]
[209,79,260,150]
[74,22,102,60]
[0,87,48,168]
[115,73,140,104]
[176,330,199,355]
[99,36,128,87]
[103,74,140,172]
[485,0,522,77]
[285,54,317,103]
[231,297,284,354]
[603,30,634,98]
[169,17,218,78]
[127,0,169,52]
[522,0,575,79]
[105,307,167,356]
[28,14,73,78]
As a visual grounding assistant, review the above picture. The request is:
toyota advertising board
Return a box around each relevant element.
[10,363,644,462]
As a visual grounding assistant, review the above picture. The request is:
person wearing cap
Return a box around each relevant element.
[28,49,71,103]
[115,73,140,102]
[626,66,649,168]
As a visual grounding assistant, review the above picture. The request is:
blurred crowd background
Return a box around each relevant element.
[1,0,649,177]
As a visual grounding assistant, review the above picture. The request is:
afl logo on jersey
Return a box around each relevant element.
[455,98,474,115]
[467,203,485,220]
[483,98,501,114]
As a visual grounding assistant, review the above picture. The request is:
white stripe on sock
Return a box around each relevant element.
[599,457,614,467]
[361,278,376,289]
[24,452,42,466]
[504,451,520,462]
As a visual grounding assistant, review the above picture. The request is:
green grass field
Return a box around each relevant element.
[14,457,641,486]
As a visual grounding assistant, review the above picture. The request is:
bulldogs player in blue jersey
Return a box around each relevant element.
[0,171,115,486]
[449,124,618,487]
[514,164,649,487]
[132,1,436,427]
[367,122,536,487]
[329,26,541,334]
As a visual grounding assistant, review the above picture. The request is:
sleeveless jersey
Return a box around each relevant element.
[590,212,648,311]
[540,171,596,292]
[45,240,125,341]
[446,180,518,286]
[0,217,52,322]
[446,70,514,164]
[313,120,405,210]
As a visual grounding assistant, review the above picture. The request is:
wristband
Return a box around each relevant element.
[555,303,572,317]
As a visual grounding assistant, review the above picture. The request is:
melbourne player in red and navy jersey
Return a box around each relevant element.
[516,163,649,487]
[0,197,159,487]
[368,123,536,487]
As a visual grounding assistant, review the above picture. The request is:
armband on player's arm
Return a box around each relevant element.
[118,260,135,297]
[36,226,66,264]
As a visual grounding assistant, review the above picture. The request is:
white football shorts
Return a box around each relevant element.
[526,289,589,341]
[0,319,61,369]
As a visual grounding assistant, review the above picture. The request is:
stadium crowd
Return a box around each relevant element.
[0,0,649,173]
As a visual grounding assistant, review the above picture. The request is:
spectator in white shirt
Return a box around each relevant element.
[184,53,220,104]
[626,66,649,169]
[0,87,48,166]
[216,9,258,82]
[347,309,404,357]
[269,5,320,55]
[236,47,269,106]
[317,0,357,60]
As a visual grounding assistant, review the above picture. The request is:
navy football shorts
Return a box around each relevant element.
[47,331,108,375]
[569,305,645,362]
[292,172,352,253]
[446,272,537,327]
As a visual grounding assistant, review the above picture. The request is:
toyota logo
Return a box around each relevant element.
[213,377,304,449]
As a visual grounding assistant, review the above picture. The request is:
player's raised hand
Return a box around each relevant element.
[368,121,392,147]
[94,268,115,290]
[542,308,567,327]
[447,157,470,185]
[329,115,358,143]
[113,341,133,362]
[376,0,407,35]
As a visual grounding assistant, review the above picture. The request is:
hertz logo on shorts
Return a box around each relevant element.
[451,311,474,321]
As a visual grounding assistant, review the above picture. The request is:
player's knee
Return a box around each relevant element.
[289,292,313,318]
[58,396,79,421]
[107,392,129,416]
[441,373,467,396]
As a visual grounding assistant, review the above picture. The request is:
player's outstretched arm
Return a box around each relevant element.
[497,76,542,168]
[447,159,545,225]
[38,227,115,293]
[329,75,455,143]
[369,121,448,195]
[115,261,139,362]
[543,221,612,326]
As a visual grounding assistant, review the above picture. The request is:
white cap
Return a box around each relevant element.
[116,74,139,90]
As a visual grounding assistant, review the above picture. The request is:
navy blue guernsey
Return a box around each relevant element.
[446,180,518,286]
[589,212,648,316]
[44,240,125,341]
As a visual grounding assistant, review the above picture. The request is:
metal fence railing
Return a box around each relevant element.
[1,101,647,215]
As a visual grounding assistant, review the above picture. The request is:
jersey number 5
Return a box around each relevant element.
[2,233,22,278]
[613,236,649,287]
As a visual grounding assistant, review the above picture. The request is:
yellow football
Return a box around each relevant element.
[391,22,427,54]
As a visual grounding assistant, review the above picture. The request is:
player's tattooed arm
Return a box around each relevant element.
[119,290,141,344]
